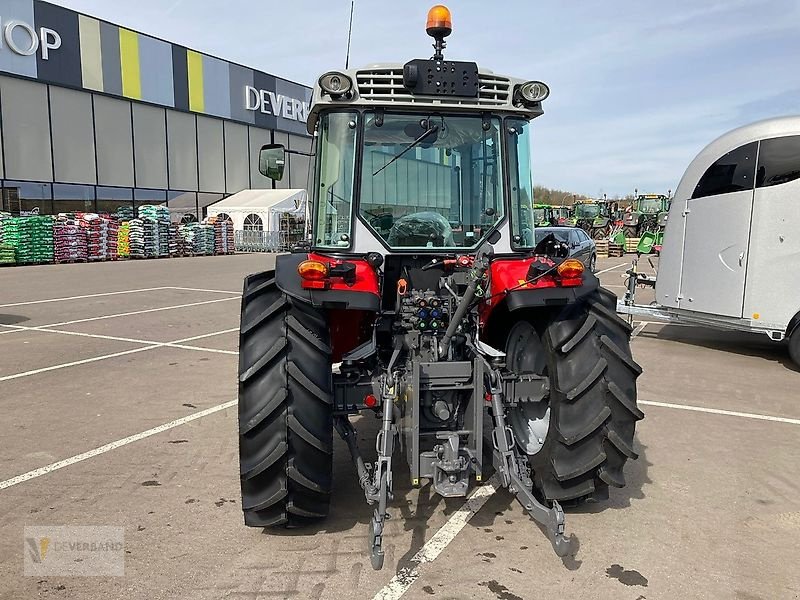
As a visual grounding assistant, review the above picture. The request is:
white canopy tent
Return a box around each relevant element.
[206,189,307,232]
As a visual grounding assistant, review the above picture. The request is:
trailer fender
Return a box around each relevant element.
[274,253,381,311]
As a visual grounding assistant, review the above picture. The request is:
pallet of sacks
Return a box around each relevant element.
[197,224,215,255]
[0,243,15,265]
[138,205,170,257]
[0,213,13,264]
[128,219,146,258]
[213,217,235,255]
[117,221,131,258]
[169,224,183,257]
[78,213,111,262]
[1,216,54,265]
[54,215,88,263]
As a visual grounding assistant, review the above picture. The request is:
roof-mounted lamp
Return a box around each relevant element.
[426,5,452,60]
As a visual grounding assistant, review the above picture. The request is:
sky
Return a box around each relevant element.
[53,0,800,197]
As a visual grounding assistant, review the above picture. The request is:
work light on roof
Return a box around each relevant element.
[518,81,550,104]
[319,72,353,97]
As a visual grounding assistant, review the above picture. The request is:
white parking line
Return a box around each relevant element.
[169,286,240,295]
[595,262,629,275]
[0,287,172,308]
[373,475,499,600]
[640,400,800,426]
[0,328,239,382]
[0,400,237,491]
[0,297,239,333]
[0,324,237,353]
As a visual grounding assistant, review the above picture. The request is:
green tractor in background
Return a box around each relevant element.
[572,199,614,240]
[622,193,671,253]
[532,203,557,226]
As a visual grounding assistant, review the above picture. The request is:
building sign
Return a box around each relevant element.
[0,0,312,136]
[244,85,309,123]
[0,17,61,59]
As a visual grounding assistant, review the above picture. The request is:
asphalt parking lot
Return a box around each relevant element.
[1,254,798,600]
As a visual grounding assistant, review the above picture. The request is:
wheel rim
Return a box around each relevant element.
[505,321,551,456]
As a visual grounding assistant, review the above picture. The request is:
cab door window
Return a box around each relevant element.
[692,142,757,199]
[755,135,800,188]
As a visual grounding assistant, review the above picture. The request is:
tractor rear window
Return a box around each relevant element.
[359,112,504,248]
[692,142,757,199]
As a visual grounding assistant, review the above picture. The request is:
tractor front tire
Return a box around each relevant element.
[238,270,333,527]
[507,288,643,503]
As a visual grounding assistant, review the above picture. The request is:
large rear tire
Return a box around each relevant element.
[238,270,333,527]
[789,326,800,369]
[506,288,643,503]
[623,225,638,239]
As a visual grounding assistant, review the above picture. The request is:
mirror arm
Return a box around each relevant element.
[285,149,314,157]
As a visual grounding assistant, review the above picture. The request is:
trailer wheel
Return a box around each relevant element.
[506,288,643,503]
[238,270,333,527]
[789,326,800,369]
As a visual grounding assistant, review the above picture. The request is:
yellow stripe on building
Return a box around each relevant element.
[187,50,205,112]
[78,15,103,91]
[119,29,141,100]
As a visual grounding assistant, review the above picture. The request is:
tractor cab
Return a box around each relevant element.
[262,21,547,262]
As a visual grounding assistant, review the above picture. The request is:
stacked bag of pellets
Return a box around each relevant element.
[178,223,198,256]
[142,218,159,258]
[168,223,182,257]
[0,243,15,265]
[213,217,235,255]
[105,218,119,261]
[0,213,16,265]
[79,213,111,261]
[137,205,170,258]
[53,214,88,263]
[128,219,145,258]
[196,224,215,255]
[116,205,135,221]
[1,216,54,264]
[117,221,131,258]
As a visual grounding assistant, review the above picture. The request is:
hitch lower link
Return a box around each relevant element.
[363,376,398,570]
[487,371,572,557]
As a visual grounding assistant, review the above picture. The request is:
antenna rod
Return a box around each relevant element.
[345,0,355,69]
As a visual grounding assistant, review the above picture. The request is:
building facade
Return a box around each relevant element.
[0,0,312,222]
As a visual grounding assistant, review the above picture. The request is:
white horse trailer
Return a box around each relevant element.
[619,116,800,367]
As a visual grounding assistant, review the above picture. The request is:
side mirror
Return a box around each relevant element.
[259,144,286,181]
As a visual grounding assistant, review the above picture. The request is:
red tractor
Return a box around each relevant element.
[238,5,642,570]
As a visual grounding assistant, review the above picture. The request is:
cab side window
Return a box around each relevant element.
[692,141,757,199]
[756,135,800,188]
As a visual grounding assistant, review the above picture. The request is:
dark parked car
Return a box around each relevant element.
[534,226,597,272]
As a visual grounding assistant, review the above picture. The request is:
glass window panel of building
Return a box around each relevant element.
[2,181,53,215]
[168,191,198,224]
[96,187,134,219]
[198,193,225,221]
[53,183,95,215]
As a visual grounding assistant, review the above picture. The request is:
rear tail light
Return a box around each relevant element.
[298,260,329,280]
[557,258,584,287]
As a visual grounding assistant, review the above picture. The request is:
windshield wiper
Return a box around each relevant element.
[373,125,439,177]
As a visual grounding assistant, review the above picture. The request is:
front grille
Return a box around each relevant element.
[356,68,511,107]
